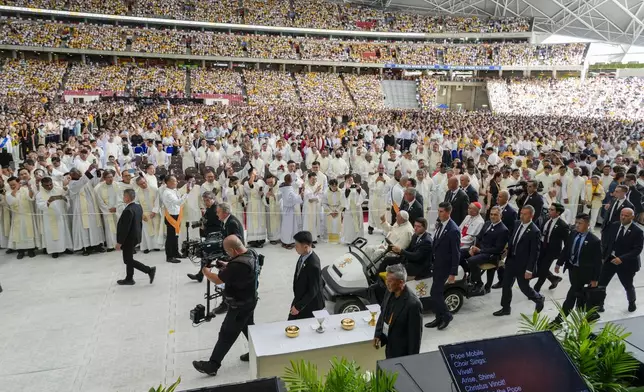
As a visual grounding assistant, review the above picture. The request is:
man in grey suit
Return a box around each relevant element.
[116,189,156,286]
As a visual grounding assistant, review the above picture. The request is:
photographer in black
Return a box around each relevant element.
[193,235,259,376]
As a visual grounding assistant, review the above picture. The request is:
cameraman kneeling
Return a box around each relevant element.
[193,235,258,376]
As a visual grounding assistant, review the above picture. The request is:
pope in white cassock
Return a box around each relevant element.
[278,174,303,248]
[5,176,38,258]
[244,169,267,247]
[303,172,324,240]
[363,210,414,262]
[35,177,73,257]
[341,175,366,244]
[67,166,105,255]
[135,176,161,253]
[94,171,121,251]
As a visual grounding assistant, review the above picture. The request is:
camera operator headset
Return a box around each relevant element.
[193,234,263,376]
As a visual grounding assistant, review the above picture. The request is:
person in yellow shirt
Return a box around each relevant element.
[584,175,604,229]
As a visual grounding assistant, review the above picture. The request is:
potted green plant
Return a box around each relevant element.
[149,377,181,392]
[282,357,397,392]
[520,304,639,392]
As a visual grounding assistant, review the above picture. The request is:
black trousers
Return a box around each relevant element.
[534,256,559,291]
[599,261,636,305]
[459,248,471,273]
[467,253,495,285]
[500,262,543,309]
[430,268,451,321]
[562,266,589,315]
[165,215,180,260]
[209,301,256,368]
[123,244,151,280]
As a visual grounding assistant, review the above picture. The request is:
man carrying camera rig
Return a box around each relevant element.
[193,235,262,376]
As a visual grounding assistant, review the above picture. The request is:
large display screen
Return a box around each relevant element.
[439,331,590,392]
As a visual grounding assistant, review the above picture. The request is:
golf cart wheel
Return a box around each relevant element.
[445,288,464,314]
[335,298,366,314]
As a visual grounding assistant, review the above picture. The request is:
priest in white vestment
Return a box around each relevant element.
[363,210,413,262]
[303,172,324,241]
[178,177,202,244]
[35,177,73,257]
[278,174,303,249]
[68,167,105,255]
[263,176,281,244]
[244,170,267,247]
[322,179,343,243]
[563,167,587,219]
[0,178,10,249]
[367,165,390,234]
[95,171,120,251]
[135,176,161,253]
[341,175,366,244]
[5,177,38,258]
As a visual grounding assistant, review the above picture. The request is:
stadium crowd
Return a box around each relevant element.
[190,68,243,95]
[244,69,300,107]
[128,66,186,97]
[295,72,355,109]
[65,64,129,94]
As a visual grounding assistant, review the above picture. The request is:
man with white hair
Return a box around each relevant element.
[269,151,287,178]
[363,210,414,262]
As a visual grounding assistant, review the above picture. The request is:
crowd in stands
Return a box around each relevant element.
[0,18,584,67]
[129,66,186,97]
[343,74,384,109]
[295,72,355,109]
[0,59,66,98]
[191,68,242,95]
[244,70,299,107]
[65,64,129,93]
[417,75,439,110]
[487,78,644,120]
[0,0,532,34]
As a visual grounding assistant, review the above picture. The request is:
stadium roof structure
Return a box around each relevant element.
[352,0,644,47]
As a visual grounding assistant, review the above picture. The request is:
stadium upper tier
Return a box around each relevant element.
[0,0,531,34]
[0,19,585,67]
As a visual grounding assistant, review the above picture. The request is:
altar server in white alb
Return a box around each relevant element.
[135,175,160,254]
[94,170,121,251]
[35,177,73,258]
[303,172,324,242]
[5,174,38,259]
[278,174,303,249]
[244,168,268,248]
[67,165,105,256]
[341,174,366,244]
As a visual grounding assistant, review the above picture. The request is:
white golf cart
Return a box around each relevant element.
[322,237,468,314]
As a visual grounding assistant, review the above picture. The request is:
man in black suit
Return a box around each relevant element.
[188,202,245,314]
[533,203,569,293]
[493,205,545,316]
[399,187,424,225]
[390,217,432,277]
[444,177,469,226]
[201,191,223,236]
[115,189,156,285]
[626,174,643,216]
[522,180,545,225]
[466,206,509,296]
[598,208,643,313]
[425,202,461,331]
[491,190,517,290]
[601,185,634,233]
[374,263,423,359]
[554,213,602,321]
[460,174,479,202]
[288,231,324,320]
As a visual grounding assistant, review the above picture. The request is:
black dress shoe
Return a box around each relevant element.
[153,248,161,252]
[187,273,203,283]
[270,241,278,245]
[424,318,441,328]
[214,301,229,315]
[629,302,637,312]
[143,250,150,254]
[491,282,503,289]
[149,267,157,284]
[587,313,601,322]
[94,246,106,253]
[16,251,24,260]
[6,249,14,254]
[42,249,48,255]
[469,286,486,297]
[368,226,374,235]
[27,249,35,258]
[166,258,181,264]
[106,248,115,253]
[548,276,563,290]
[535,299,545,313]
[549,316,563,328]
[52,253,59,259]
[117,279,135,285]
[240,353,249,362]
[193,360,218,376]
[597,305,605,313]
[64,249,74,255]
[493,307,511,316]
[485,286,491,294]
[83,248,90,256]
[437,315,453,331]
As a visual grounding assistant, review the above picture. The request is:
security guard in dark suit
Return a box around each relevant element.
[389,217,433,277]
[533,203,569,292]
[601,185,634,233]
[493,205,545,317]
[491,190,517,289]
[521,180,545,226]
[554,213,602,320]
[598,207,644,313]
[289,231,325,320]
